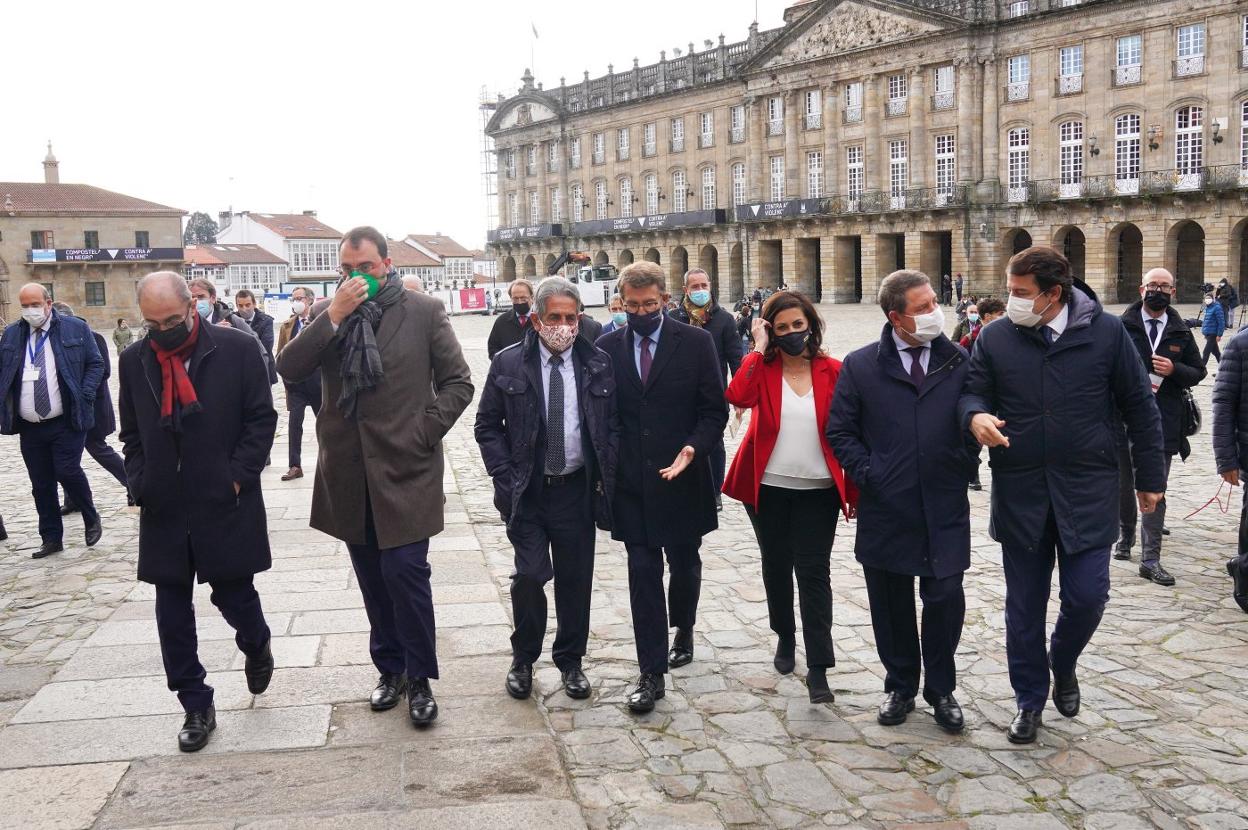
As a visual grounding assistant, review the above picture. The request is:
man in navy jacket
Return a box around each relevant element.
[959,246,1164,745]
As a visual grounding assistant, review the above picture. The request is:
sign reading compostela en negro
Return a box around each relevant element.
[30,248,184,263]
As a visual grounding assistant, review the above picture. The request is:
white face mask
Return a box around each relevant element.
[905,306,945,343]
[1006,293,1054,328]
[291,301,307,316]
[21,306,48,328]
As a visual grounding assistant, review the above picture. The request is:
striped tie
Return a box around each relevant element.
[32,332,51,417]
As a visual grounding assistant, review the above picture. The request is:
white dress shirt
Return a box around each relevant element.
[539,341,584,474]
[1141,307,1166,354]
[762,380,832,489]
[891,328,931,374]
[19,314,64,423]
[632,315,664,378]
[1045,303,1070,342]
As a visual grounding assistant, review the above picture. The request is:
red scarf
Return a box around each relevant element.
[148,315,203,426]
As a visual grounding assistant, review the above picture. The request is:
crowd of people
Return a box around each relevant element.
[2,229,1247,755]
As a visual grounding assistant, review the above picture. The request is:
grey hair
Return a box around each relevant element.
[535,277,582,317]
[290,285,315,301]
[878,269,931,317]
[684,268,709,285]
[137,271,192,303]
[52,301,75,317]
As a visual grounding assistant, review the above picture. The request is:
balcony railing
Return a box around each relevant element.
[931,91,955,111]
[768,120,784,136]
[1056,73,1083,96]
[546,161,558,173]
[886,98,907,117]
[1113,64,1142,87]
[1175,55,1205,77]
[1023,165,1248,203]
[643,142,656,157]
[1006,81,1030,102]
[730,126,745,143]
[592,151,605,164]
[805,112,822,129]
[699,133,714,148]
[1242,48,1248,69]
[570,154,581,169]
[843,106,863,124]
[525,164,536,176]
[671,137,685,152]
[617,148,630,161]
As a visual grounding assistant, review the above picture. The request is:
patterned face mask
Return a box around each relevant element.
[538,323,578,353]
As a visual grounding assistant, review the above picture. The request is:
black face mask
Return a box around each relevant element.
[627,309,663,337]
[775,330,811,357]
[1143,290,1171,312]
[513,302,531,317]
[149,316,192,351]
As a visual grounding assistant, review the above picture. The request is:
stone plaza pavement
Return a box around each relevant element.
[1,303,1247,830]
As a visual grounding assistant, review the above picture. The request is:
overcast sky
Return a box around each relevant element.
[1,0,789,251]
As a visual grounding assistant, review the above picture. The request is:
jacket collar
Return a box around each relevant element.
[1121,301,1188,338]
[876,324,962,394]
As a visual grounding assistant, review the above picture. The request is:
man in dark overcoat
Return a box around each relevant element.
[596,261,727,714]
[828,269,976,734]
[118,271,278,752]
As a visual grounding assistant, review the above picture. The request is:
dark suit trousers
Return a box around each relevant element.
[1002,511,1110,711]
[862,566,964,697]
[507,471,596,669]
[745,485,839,668]
[348,498,438,680]
[286,382,322,469]
[155,575,270,713]
[626,541,702,674]
[1116,442,1137,551]
[19,417,98,543]
[63,428,128,510]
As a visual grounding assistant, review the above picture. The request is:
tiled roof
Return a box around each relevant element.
[247,213,341,239]
[186,243,287,266]
[388,240,441,268]
[0,182,183,216]
[404,233,474,259]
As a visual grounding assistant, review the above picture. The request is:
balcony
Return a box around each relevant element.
[525,164,536,177]
[1174,55,1205,77]
[592,151,605,165]
[617,148,630,161]
[768,120,784,136]
[1005,81,1030,102]
[671,137,685,152]
[570,155,581,170]
[643,142,656,157]
[1113,64,1142,87]
[931,91,955,111]
[1242,48,1248,69]
[886,98,907,117]
[1056,73,1083,96]
[843,106,863,124]
[730,126,745,143]
[805,112,822,129]
[699,133,714,149]
[546,160,558,173]
[1023,165,1248,203]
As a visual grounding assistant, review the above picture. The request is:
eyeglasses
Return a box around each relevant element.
[1144,283,1175,293]
[339,265,377,278]
[622,300,663,313]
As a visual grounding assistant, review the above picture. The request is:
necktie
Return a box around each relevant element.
[639,336,653,385]
[32,332,51,417]
[904,346,925,388]
[1042,326,1055,346]
[1148,318,1161,350]
[545,355,566,475]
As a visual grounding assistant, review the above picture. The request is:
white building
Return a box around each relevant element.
[183,243,289,298]
[403,233,475,287]
[216,211,342,285]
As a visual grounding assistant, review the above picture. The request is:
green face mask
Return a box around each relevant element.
[352,270,380,300]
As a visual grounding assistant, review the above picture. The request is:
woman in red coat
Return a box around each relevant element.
[723,291,856,704]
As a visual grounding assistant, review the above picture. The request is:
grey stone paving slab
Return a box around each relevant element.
[81,613,293,647]
[237,800,586,830]
[13,674,255,723]
[328,696,547,744]
[398,733,571,807]
[0,761,128,830]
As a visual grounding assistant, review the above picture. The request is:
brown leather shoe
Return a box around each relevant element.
[281,466,303,481]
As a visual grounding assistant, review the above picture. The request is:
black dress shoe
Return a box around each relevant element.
[84,520,102,547]
[969,483,983,492]
[807,668,834,704]
[1229,558,1248,613]
[561,665,591,700]
[178,706,216,752]
[370,673,406,711]
[408,678,438,727]
[32,541,63,559]
[1052,670,1080,718]
[0,516,7,541]
[1161,526,1170,536]
[1007,709,1043,744]
[924,691,965,733]
[244,641,274,695]
[1139,563,1176,586]
[668,628,693,669]
[627,673,665,714]
[506,661,533,699]
[773,636,796,675]
[1113,546,1132,561]
[877,691,915,726]
[60,502,79,516]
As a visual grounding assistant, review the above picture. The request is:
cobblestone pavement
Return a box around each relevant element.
[1,303,1247,829]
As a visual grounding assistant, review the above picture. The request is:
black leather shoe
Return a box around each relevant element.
[969,482,983,492]
[84,520,102,547]
[59,502,79,516]
[370,673,406,711]
[715,493,723,512]
[807,668,834,704]
[668,628,693,669]
[32,541,63,559]
[924,691,965,733]
[1139,563,1176,586]
[877,691,915,726]
[1007,709,1043,744]
[561,666,591,700]
[244,641,274,695]
[773,636,796,675]
[1113,546,1132,561]
[1229,558,1248,613]
[408,678,438,727]
[506,661,533,699]
[1052,670,1080,718]
[1161,526,1170,536]
[178,706,216,752]
[626,673,665,714]
[0,516,7,541]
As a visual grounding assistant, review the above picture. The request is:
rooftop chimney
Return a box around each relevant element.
[43,141,59,184]
[302,210,316,216]
[218,211,232,233]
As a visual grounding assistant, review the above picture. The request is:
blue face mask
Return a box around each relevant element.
[689,289,711,307]
[195,299,213,319]
[612,311,628,326]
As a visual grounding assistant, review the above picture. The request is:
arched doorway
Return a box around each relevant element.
[644,247,661,264]
[1054,226,1086,281]
[670,246,689,288]
[618,249,635,267]
[501,256,516,281]
[543,253,558,275]
[1109,223,1143,303]
[729,242,744,302]
[698,245,720,297]
[522,254,537,278]
[594,250,609,267]
[1001,228,1033,275]
[1167,220,1205,302]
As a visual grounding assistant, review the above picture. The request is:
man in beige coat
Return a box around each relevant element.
[276,226,473,728]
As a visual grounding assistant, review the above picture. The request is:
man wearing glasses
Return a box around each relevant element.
[1115,268,1206,584]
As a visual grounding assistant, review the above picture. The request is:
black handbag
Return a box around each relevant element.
[1182,387,1202,437]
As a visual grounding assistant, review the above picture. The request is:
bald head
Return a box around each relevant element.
[18,283,51,307]
[1143,268,1174,288]
[137,271,194,332]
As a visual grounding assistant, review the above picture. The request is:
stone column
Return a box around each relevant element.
[537,141,549,223]
[785,90,801,199]
[1082,223,1112,299]
[980,58,999,188]
[748,97,765,203]
[957,58,976,184]
[824,84,839,197]
[904,230,923,273]
[908,68,927,189]
[781,235,798,292]
[863,75,881,192]
[861,231,883,300]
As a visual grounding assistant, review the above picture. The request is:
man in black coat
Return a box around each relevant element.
[487,279,535,359]
[1212,327,1248,613]
[188,278,276,384]
[1115,268,1205,585]
[118,272,278,753]
[670,267,744,501]
[828,270,975,734]
[233,289,278,385]
[475,277,618,702]
[596,262,728,713]
[960,246,1164,745]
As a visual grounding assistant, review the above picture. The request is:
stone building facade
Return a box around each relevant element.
[485,0,1248,305]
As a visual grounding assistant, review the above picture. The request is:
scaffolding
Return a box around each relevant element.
[479,86,499,239]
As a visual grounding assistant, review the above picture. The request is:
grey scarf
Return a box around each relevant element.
[335,273,405,418]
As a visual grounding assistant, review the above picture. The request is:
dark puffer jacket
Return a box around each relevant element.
[1213,327,1248,475]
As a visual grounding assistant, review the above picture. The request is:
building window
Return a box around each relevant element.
[595,180,609,218]
[887,74,907,116]
[570,138,582,169]
[1175,105,1204,189]
[550,188,562,222]
[1059,120,1084,197]
[85,282,105,307]
[288,240,339,272]
[135,231,150,247]
[643,122,657,156]
[768,96,784,136]
[592,133,605,164]
[617,128,630,161]
[889,139,908,208]
[83,230,99,248]
[1009,0,1031,18]
[804,89,822,129]
[1242,15,1248,68]
[846,146,864,204]
[645,174,659,215]
[529,191,540,224]
[526,146,537,176]
[932,65,955,110]
[769,155,785,201]
[1241,101,1248,180]
[1114,35,1142,86]
[699,112,714,148]
[620,178,634,218]
[1115,114,1141,194]
[507,192,518,226]
[1058,45,1083,95]
[504,148,516,178]
[701,166,716,209]
[671,117,685,152]
[1176,23,1206,76]
[1007,55,1031,101]
[935,134,956,202]
[1007,127,1031,202]
[732,162,747,206]
[547,141,559,173]
[805,151,824,198]
[673,170,688,212]
[844,82,863,123]
[730,105,745,143]
[571,184,584,222]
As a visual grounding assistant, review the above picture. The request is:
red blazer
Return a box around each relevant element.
[722,351,857,515]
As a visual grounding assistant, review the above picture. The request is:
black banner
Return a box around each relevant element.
[570,209,725,237]
[487,224,564,243]
[734,199,830,222]
[30,247,184,263]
